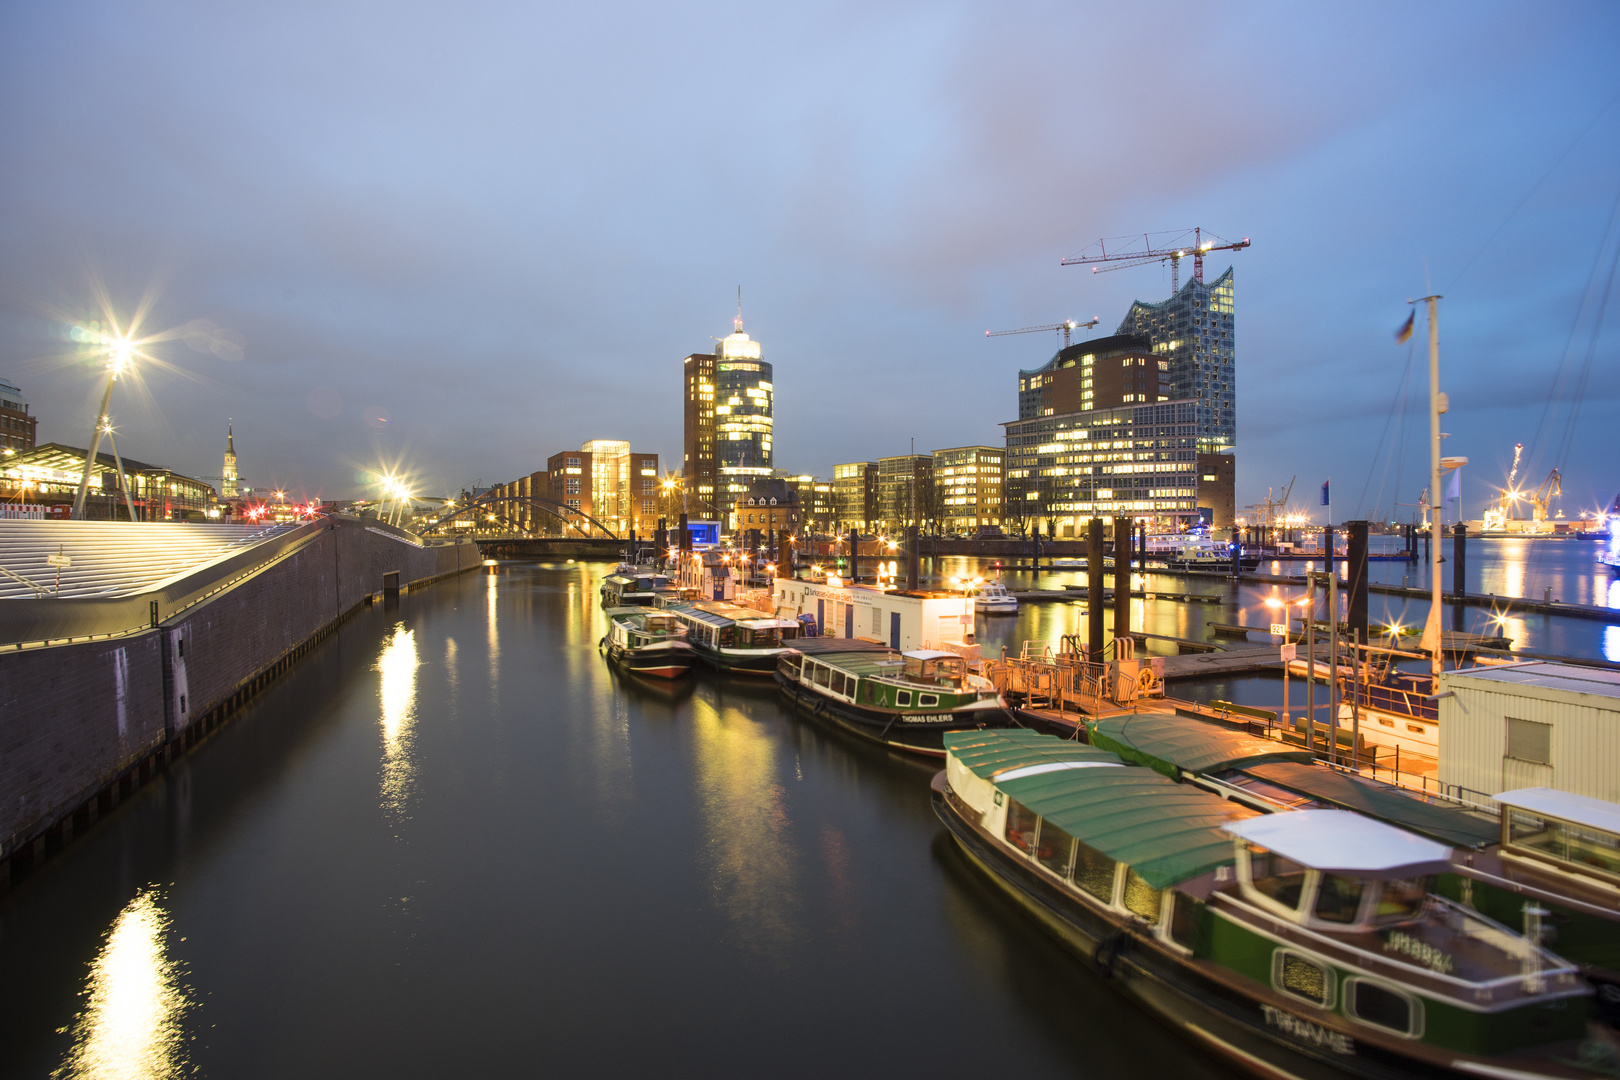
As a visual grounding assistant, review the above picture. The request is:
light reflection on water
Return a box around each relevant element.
[54,889,188,1080]
[1605,627,1620,663]
[377,623,420,820]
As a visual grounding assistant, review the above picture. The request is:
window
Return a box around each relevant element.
[918,693,938,706]
[1506,717,1551,765]
[1372,877,1429,924]
[1123,868,1162,921]
[1168,892,1202,949]
[1005,800,1039,855]
[1274,950,1335,1008]
[1248,845,1308,911]
[1313,874,1366,923]
[1346,979,1419,1036]
[1073,840,1117,902]
[1035,820,1074,878]
[896,690,911,706]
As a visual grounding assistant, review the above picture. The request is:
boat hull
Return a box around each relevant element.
[776,671,1011,756]
[605,639,694,679]
[690,643,790,675]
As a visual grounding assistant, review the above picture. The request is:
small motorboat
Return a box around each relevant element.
[969,580,1018,614]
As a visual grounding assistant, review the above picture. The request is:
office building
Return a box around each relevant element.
[1016,334,1165,418]
[1002,402,1201,535]
[546,442,658,536]
[781,475,835,535]
[832,462,878,533]
[684,305,774,523]
[933,446,1003,534]
[0,379,38,457]
[1115,268,1236,454]
[682,352,717,519]
[1197,452,1236,528]
[876,454,933,534]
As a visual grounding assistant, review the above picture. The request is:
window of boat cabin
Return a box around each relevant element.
[1370,877,1430,925]
[1246,843,1308,911]
[1035,819,1075,878]
[1507,810,1620,880]
[1273,950,1334,1008]
[1073,839,1118,902]
[1346,979,1418,1037]
[735,626,753,647]
[896,690,912,706]
[1313,874,1366,924]
[1005,800,1039,856]
[1123,868,1162,922]
[841,673,857,698]
[717,625,734,647]
[811,663,831,688]
[1168,892,1203,949]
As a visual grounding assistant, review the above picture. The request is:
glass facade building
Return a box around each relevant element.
[1114,268,1235,454]
[714,328,773,520]
[1002,401,1200,535]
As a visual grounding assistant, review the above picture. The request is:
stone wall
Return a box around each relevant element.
[0,518,479,865]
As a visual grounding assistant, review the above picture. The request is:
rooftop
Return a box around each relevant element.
[0,520,295,599]
[1495,787,1620,834]
[1445,661,1620,702]
[1225,809,1455,876]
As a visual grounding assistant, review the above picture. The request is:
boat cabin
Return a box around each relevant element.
[602,572,677,607]
[1494,786,1620,885]
[666,602,801,650]
[901,649,968,690]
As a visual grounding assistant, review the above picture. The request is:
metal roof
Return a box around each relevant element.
[1225,810,1455,876]
[1495,787,1620,835]
[1446,662,1620,703]
[0,520,296,599]
[944,730,1252,889]
[1087,713,1312,780]
[1239,762,1499,849]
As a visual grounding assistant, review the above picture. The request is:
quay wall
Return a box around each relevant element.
[0,518,480,872]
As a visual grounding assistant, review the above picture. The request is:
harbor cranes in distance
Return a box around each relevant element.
[1529,468,1563,523]
[1062,227,1251,293]
[1244,475,1296,531]
[985,316,1099,349]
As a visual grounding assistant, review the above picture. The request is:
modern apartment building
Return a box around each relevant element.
[781,474,835,535]
[682,352,717,518]
[933,446,1003,534]
[0,379,38,457]
[1115,268,1236,454]
[1016,334,1165,418]
[546,442,659,536]
[832,462,878,533]
[876,454,933,534]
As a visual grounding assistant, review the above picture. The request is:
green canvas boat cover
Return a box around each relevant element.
[944,730,1252,889]
[1088,713,1312,780]
[944,729,1123,781]
[1239,761,1499,849]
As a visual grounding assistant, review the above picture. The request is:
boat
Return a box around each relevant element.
[1146,531,1260,572]
[601,607,694,679]
[775,644,1011,756]
[659,600,802,674]
[969,580,1018,614]
[600,570,678,607]
[934,728,1596,1078]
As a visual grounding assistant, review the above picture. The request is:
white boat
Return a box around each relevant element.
[968,581,1018,614]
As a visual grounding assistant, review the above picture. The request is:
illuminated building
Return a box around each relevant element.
[732,477,800,544]
[1002,402,1201,534]
[682,352,717,518]
[222,425,238,498]
[2,443,215,520]
[1115,268,1236,454]
[780,475,834,535]
[833,462,878,533]
[1017,334,1165,418]
[932,446,1003,533]
[0,379,37,457]
[685,302,773,525]
[877,455,933,534]
[546,442,659,536]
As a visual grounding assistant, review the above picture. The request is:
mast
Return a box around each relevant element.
[1417,296,1444,676]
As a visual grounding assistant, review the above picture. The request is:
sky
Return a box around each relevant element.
[1,1,1617,521]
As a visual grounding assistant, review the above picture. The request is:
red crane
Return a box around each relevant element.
[1061,228,1250,293]
[984,316,1098,348]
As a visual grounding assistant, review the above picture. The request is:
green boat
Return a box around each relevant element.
[775,646,1010,757]
[934,729,1597,1078]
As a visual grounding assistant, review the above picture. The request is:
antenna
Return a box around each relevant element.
[735,286,743,332]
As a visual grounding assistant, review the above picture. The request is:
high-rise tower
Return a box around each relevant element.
[684,292,772,521]
[222,423,238,498]
[1114,268,1235,454]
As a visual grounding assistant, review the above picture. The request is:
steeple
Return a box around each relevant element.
[227,424,234,454]
[223,420,238,498]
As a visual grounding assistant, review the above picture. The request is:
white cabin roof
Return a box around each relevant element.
[904,649,958,661]
[1224,809,1454,875]
[1445,661,1620,702]
[1496,787,1620,835]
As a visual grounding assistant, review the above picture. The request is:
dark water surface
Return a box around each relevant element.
[3,562,1233,1080]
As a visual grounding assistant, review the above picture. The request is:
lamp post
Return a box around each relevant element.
[1265,592,1315,749]
[72,338,134,519]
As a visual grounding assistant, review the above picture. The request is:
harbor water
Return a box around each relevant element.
[2,562,1234,1080]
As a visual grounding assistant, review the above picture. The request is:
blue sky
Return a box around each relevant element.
[1,1,1617,520]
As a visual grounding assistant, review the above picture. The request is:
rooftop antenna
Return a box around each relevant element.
[735,286,743,333]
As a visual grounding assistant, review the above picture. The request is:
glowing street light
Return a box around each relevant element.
[72,336,139,519]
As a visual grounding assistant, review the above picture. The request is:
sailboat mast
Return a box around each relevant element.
[1420,294,1444,677]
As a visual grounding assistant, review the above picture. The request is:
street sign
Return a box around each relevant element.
[1280,643,1297,662]
[1269,622,1286,637]
[46,553,71,569]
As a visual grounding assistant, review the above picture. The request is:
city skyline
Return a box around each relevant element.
[0,4,1617,520]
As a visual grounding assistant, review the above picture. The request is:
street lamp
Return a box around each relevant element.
[72,337,135,519]
[1265,593,1316,750]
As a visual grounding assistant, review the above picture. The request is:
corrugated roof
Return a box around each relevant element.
[944,730,1252,889]
[1087,713,1311,779]
[1240,761,1499,849]
[1447,662,1620,702]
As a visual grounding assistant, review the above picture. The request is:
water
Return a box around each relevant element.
[1,563,1234,1080]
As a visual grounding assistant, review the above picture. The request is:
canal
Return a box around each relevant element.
[4,562,1234,1080]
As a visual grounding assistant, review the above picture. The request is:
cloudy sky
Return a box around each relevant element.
[2,1,1617,520]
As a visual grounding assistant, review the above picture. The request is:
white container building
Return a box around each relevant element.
[1437,662,1620,803]
[770,578,974,652]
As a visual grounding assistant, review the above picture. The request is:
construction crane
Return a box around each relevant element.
[1244,476,1297,530]
[1061,228,1251,293]
[984,316,1099,348]
[1529,468,1562,523]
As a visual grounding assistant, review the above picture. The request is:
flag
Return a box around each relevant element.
[1321,480,1330,506]
[1395,311,1415,344]
[1446,466,1461,501]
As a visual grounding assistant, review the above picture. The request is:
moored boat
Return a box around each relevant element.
[601,608,694,679]
[775,645,1011,756]
[969,580,1018,614]
[600,570,679,607]
[660,600,802,674]
[934,728,1597,1078]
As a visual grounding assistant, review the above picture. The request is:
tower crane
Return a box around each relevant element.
[1529,468,1562,524]
[1061,228,1251,293]
[984,317,1099,348]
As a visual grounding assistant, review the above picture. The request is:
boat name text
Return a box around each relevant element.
[1259,1005,1355,1054]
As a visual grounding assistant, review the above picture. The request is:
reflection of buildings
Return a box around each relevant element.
[544,442,659,536]
[0,378,38,456]
[1,443,216,521]
[932,446,1003,535]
